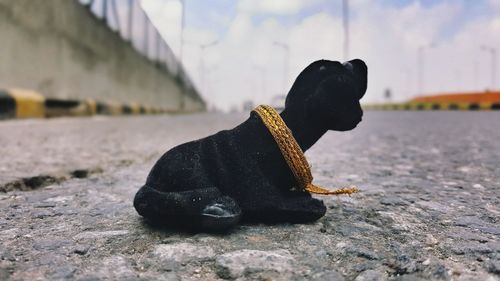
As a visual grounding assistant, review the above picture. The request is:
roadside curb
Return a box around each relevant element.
[1,89,45,119]
[364,102,500,111]
[0,89,185,120]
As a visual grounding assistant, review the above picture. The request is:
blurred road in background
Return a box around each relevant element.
[0,112,499,280]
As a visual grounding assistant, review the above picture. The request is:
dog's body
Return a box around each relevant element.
[134,59,367,231]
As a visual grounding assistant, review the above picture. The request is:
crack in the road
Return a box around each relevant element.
[0,167,103,192]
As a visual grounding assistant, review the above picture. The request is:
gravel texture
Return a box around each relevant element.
[0,112,499,280]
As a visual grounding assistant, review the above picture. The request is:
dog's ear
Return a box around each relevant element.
[343,59,368,100]
[285,60,344,108]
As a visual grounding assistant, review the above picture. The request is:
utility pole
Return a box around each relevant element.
[102,0,108,23]
[111,0,121,34]
[178,0,187,110]
[143,12,149,58]
[127,0,134,41]
[342,0,349,61]
[481,45,497,90]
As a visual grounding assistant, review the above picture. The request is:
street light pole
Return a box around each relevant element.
[177,0,187,110]
[179,0,186,67]
[127,0,134,41]
[102,0,108,23]
[481,45,497,90]
[111,0,121,34]
[199,40,219,95]
[143,12,149,58]
[273,41,290,95]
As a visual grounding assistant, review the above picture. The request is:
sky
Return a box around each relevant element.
[138,0,500,110]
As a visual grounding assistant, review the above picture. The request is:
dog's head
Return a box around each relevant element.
[285,59,367,131]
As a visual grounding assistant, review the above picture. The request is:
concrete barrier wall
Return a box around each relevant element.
[364,92,500,111]
[0,0,205,112]
[363,102,500,111]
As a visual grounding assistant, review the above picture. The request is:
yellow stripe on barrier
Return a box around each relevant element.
[86,99,97,115]
[8,88,45,118]
[402,103,412,110]
[406,103,418,110]
[107,103,123,115]
[129,103,141,115]
[479,103,492,110]
[458,103,470,110]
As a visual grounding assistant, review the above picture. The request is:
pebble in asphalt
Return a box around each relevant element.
[0,111,499,280]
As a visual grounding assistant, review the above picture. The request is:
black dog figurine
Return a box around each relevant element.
[134,59,367,231]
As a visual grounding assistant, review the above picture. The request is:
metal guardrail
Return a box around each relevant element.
[76,0,198,99]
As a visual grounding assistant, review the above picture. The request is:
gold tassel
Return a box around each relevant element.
[305,184,359,195]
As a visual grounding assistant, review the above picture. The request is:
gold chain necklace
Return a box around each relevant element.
[253,105,358,196]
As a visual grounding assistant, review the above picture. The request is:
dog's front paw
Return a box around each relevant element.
[200,196,241,231]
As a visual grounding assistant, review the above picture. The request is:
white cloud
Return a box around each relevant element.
[238,0,320,15]
[489,0,500,8]
[347,0,463,101]
[191,14,288,109]
[289,13,343,78]
[141,0,183,56]
[142,0,500,110]
[185,0,461,108]
[440,16,500,93]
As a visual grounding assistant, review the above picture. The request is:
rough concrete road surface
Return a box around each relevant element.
[0,112,499,281]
